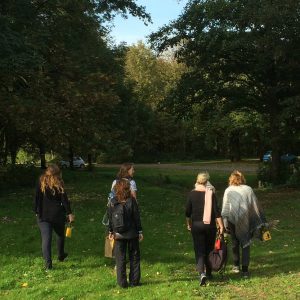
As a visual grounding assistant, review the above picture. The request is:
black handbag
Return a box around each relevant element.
[208,234,228,272]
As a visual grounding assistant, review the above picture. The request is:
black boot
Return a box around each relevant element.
[58,253,68,262]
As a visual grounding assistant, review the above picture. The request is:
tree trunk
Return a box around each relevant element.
[0,131,8,166]
[270,124,281,184]
[181,122,186,157]
[269,94,281,183]
[229,131,241,162]
[69,146,74,169]
[10,149,17,165]
[39,144,46,169]
[88,153,92,171]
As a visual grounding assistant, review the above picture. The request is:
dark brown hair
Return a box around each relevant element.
[117,163,134,179]
[115,179,131,204]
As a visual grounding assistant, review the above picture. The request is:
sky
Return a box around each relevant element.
[110,0,188,45]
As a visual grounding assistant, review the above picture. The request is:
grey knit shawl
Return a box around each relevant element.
[222,185,265,248]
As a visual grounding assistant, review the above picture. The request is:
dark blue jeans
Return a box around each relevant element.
[38,220,65,266]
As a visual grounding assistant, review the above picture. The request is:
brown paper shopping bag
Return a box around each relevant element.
[104,236,115,258]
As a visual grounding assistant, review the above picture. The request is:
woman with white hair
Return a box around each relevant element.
[186,172,224,286]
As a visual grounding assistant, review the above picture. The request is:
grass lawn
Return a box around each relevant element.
[0,166,299,300]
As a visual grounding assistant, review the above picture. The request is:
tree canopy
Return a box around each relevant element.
[150,0,300,181]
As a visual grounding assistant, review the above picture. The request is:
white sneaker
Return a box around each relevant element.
[200,273,207,286]
[232,266,240,273]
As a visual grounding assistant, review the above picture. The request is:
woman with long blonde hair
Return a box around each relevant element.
[34,164,74,270]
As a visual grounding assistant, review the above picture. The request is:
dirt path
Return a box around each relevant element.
[97,161,259,174]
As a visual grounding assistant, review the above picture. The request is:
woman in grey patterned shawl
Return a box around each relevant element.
[222,170,266,278]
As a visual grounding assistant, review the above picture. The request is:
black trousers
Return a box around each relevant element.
[228,222,250,267]
[191,222,216,275]
[114,238,140,288]
[38,220,65,266]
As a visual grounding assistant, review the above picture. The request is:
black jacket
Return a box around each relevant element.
[108,197,142,238]
[34,183,72,223]
[186,190,221,228]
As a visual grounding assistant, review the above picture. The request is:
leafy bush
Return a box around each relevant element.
[96,141,133,163]
[257,163,272,185]
[286,167,300,187]
[257,162,300,186]
[0,165,41,190]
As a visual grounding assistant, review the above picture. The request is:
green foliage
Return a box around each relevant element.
[97,141,133,163]
[286,172,300,187]
[257,162,299,186]
[125,42,185,109]
[0,165,40,191]
[0,0,151,166]
[122,42,189,161]
[150,0,300,179]
[16,149,35,165]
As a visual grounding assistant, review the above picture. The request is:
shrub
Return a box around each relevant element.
[257,162,300,186]
[0,164,41,190]
[96,142,133,163]
[286,165,300,187]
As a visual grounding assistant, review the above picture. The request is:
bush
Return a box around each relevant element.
[257,162,300,186]
[96,142,133,163]
[257,163,272,185]
[0,164,41,190]
[286,166,300,187]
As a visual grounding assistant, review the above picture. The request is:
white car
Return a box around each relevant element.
[60,157,85,168]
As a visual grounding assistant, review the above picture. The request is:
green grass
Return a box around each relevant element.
[0,166,299,299]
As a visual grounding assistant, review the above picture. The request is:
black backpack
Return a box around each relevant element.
[208,235,228,272]
[110,200,130,233]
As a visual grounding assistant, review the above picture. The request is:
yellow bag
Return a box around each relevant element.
[65,223,73,238]
[262,230,271,241]
[104,236,115,258]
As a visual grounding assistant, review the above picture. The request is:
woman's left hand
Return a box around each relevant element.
[219,226,224,235]
[68,214,75,223]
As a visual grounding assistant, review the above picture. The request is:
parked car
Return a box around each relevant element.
[263,151,298,163]
[280,153,298,163]
[263,151,272,162]
[60,157,85,168]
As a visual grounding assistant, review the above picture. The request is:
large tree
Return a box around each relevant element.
[150,0,300,181]
[0,0,150,166]
[124,42,187,160]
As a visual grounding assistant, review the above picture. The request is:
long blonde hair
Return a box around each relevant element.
[40,164,64,194]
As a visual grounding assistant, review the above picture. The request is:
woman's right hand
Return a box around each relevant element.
[108,232,114,240]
